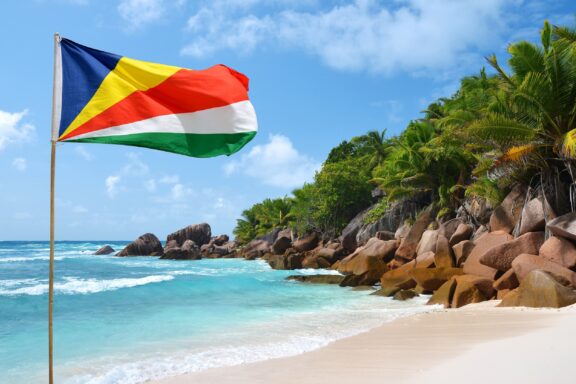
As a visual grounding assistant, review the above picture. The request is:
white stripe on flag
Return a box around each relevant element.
[63,100,258,141]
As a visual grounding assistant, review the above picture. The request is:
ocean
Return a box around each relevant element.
[0,241,434,384]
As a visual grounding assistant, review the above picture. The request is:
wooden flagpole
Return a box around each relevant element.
[49,32,61,384]
[48,140,56,384]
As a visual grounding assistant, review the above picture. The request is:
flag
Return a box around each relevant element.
[52,38,257,157]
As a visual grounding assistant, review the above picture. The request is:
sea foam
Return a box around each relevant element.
[64,298,436,384]
[0,275,174,296]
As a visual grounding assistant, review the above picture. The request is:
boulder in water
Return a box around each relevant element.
[94,245,115,255]
[118,233,163,256]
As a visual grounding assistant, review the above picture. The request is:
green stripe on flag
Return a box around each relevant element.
[68,131,256,158]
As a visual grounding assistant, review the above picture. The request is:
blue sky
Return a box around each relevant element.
[0,0,574,240]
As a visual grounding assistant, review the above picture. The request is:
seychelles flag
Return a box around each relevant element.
[51,37,257,157]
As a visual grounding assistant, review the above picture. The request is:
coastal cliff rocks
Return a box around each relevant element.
[340,205,373,251]
[499,270,576,308]
[302,247,344,269]
[272,230,293,255]
[94,245,115,255]
[395,206,435,262]
[286,275,345,284]
[337,238,395,286]
[462,231,513,279]
[479,232,545,272]
[547,212,576,241]
[118,233,164,256]
[539,236,576,269]
[518,197,546,235]
[266,252,304,270]
[493,268,519,291]
[452,240,474,266]
[511,254,576,287]
[409,268,464,291]
[489,185,526,233]
[161,239,201,260]
[380,260,417,291]
[434,235,454,268]
[240,239,270,260]
[166,223,212,248]
[211,234,229,246]
[451,275,495,308]
[427,278,457,307]
[393,289,419,301]
[449,223,473,247]
[293,232,320,252]
[416,230,439,257]
[426,274,495,308]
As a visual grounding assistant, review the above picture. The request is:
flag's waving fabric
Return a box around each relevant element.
[52,38,257,157]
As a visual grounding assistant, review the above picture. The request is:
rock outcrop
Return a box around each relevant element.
[240,239,270,260]
[337,238,394,286]
[293,232,320,252]
[539,236,576,270]
[547,212,576,242]
[272,229,293,255]
[94,245,115,255]
[518,197,545,235]
[427,278,457,307]
[161,239,201,260]
[118,233,164,256]
[463,231,513,279]
[479,231,545,272]
[166,223,212,248]
[512,254,576,287]
[409,267,464,291]
[499,270,576,308]
[395,206,435,261]
[451,275,495,308]
[286,275,345,284]
[489,185,526,233]
[449,223,473,247]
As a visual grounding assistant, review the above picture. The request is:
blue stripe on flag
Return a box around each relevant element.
[59,38,122,137]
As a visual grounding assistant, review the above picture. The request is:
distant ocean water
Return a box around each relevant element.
[0,241,436,384]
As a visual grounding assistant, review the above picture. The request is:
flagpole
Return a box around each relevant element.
[49,32,61,384]
[48,140,56,384]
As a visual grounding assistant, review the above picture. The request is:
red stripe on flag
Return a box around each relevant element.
[60,65,250,141]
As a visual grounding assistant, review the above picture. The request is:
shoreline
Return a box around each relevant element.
[152,301,575,384]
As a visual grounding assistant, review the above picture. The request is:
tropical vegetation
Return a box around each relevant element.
[233,20,576,244]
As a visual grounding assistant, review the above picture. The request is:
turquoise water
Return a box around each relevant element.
[0,241,434,383]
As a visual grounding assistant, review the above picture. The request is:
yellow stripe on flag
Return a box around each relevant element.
[60,57,181,138]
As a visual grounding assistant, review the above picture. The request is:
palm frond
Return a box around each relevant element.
[560,128,576,159]
[468,115,536,144]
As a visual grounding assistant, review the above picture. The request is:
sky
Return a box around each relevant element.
[0,0,574,241]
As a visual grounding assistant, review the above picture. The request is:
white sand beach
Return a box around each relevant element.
[153,301,575,384]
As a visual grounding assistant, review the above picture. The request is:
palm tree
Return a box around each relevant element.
[351,129,390,169]
[372,121,475,218]
[468,21,576,214]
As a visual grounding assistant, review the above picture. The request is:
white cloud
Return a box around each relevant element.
[118,0,185,30]
[12,158,27,172]
[144,179,157,192]
[182,0,513,76]
[73,205,88,214]
[224,134,320,188]
[171,183,194,200]
[75,146,94,161]
[122,152,149,176]
[105,175,122,198]
[158,174,180,184]
[0,109,35,151]
[214,197,225,209]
